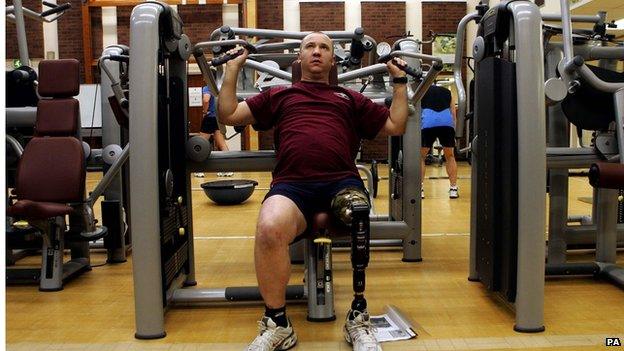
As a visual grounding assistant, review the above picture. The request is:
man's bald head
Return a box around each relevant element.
[297,31,336,83]
[300,32,334,56]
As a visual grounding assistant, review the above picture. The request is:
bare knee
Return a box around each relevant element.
[256,220,290,250]
[443,148,455,159]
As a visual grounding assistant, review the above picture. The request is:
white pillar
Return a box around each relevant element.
[283,0,300,32]
[406,0,422,41]
[42,0,59,59]
[465,0,481,85]
[345,0,362,31]
[223,4,241,150]
[102,7,118,48]
[223,4,239,27]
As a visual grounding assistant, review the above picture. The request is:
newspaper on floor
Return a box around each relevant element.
[370,305,418,342]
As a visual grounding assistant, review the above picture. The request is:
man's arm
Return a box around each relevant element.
[202,91,210,114]
[380,59,409,136]
[218,48,256,126]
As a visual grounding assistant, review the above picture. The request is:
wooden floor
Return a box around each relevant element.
[6,163,624,350]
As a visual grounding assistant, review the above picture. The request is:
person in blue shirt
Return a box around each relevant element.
[420,84,458,199]
[201,86,229,151]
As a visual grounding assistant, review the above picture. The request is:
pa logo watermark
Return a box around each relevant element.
[606,337,622,347]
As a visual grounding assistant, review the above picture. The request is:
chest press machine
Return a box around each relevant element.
[452,0,624,333]
[127,1,440,338]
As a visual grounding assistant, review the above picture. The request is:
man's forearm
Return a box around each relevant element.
[218,66,241,121]
[389,84,409,131]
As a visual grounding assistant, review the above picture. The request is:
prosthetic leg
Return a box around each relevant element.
[331,187,371,314]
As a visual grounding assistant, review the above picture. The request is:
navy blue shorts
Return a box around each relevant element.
[201,114,219,133]
[422,126,456,148]
[264,176,366,235]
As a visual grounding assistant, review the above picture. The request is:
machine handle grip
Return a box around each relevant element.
[108,54,130,63]
[41,2,71,17]
[377,55,421,79]
[210,44,257,67]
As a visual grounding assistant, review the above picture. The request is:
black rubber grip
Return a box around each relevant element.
[211,50,243,66]
[402,65,421,78]
[377,55,421,78]
[377,54,393,64]
[108,54,129,63]
[11,69,31,82]
[210,44,257,67]
[41,2,71,17]
[349,39,365,63]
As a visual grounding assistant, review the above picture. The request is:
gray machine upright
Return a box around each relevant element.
[466,0,546,332]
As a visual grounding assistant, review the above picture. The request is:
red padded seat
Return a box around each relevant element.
[7,200,74,219]
[13,137,85,204]
[8,59,85,221]
[37,59,80,98]
[35,99,80,136]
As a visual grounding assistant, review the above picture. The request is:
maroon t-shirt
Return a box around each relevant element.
[246,81,389,184]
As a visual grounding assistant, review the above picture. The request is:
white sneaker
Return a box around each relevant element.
[449,186,459,199]
[217,172,226,177]
[421,188,425,199]
[225,172,234,177]
[344,310,382,351]
[245,316,297,351]
[194,172,205,178]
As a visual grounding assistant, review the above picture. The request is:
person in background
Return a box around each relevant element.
[420,84,459,199]
[196,87,232,177]
[201,86,229,151]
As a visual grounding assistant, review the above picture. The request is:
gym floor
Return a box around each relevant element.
[6,163,624,350]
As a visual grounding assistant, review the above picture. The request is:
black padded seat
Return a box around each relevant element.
[561,65,624,131]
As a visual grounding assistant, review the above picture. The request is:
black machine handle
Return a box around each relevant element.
[41,2,71,17]
[346,27,373,66]
[210,44,258,67]
[11,69,31,82]
[11,66,37,83]
[108,54,130,63]
[377,54,421,79]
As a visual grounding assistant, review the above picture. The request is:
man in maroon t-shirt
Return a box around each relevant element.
[218,32,409,351]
